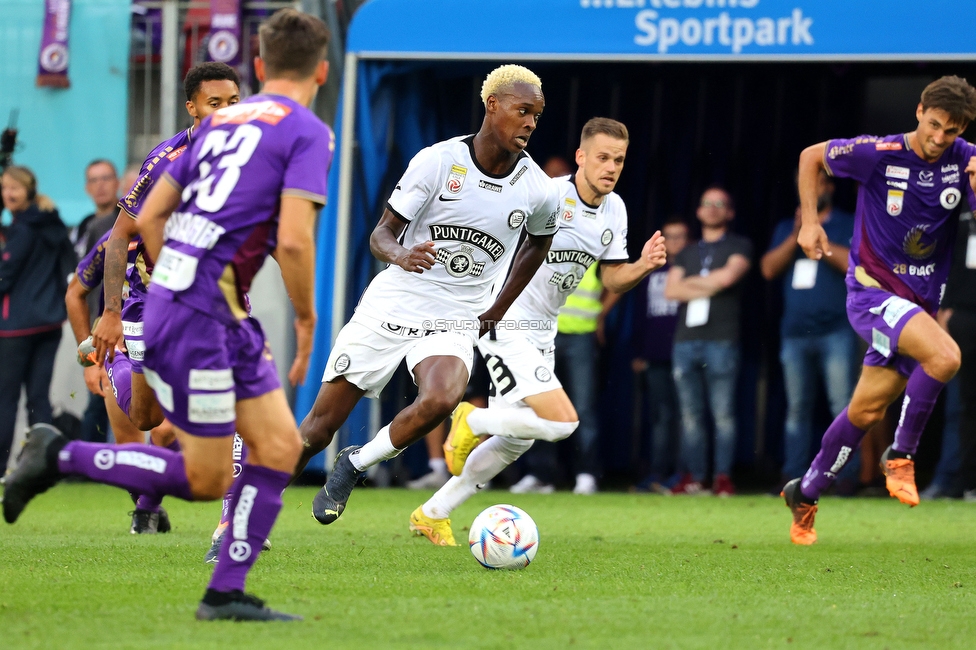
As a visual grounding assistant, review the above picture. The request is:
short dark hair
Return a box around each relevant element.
[259,9,330,80]
[85,159,117,177]
[920,76,976,127]
[662,214,689,230]
[701,184,734,210]
[183,62,240,102]
[580,117,629,144]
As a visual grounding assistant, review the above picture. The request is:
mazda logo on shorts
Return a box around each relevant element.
[94,449,115,470]
[334,353,351,373]
[228,540,252,562]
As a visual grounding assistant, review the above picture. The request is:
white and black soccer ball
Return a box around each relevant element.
[468,504,539,570]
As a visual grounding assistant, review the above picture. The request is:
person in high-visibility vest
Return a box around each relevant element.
[510,263,621,495]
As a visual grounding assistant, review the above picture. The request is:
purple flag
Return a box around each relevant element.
[36,0,72,88]
[207,0,242,66]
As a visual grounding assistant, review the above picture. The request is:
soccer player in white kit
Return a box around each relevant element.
[295,65,563,525]
[410,118,668,546]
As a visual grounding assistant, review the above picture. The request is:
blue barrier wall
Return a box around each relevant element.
[1,0,130,225]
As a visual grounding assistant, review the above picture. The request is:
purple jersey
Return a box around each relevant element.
[151,95,334,323]
[119,129,192,219]
[824,133,976,313]
[75,230,143,307]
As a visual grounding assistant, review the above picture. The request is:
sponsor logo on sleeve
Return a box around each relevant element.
[827,143,854,159]
[885,165,910,180]
[446,164,467,194]
[875,142,903,151]
[886,189,904,216]
[166,145,187,162]
[562,198,576,222]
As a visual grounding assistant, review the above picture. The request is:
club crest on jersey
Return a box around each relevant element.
[903,224,936,260]
[436,245,485,278]
[549,270,582,292]
[508,209,526,230]
[941,187,961,209]
[886,189,904,216]
[446,164,467,194]
[562,198,576,221]
[601,229,613,245]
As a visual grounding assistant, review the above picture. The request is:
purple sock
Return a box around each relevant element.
[104,353,133,418]
[892,368,946,456]
[218,435,250,528]
[801,407,866,501]
[58,441,194,502]
[208,464,290,593]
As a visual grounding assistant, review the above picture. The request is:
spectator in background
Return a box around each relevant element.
[0,166,72,470]
[761,170,858,493]
[71,160,120,260]
[632,215,689,492]
[76,160,121,445]
[665,186,752,496]
[940,206,976,499]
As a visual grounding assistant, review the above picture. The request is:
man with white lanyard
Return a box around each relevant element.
[761,169,858,493]
[664,186,752,496]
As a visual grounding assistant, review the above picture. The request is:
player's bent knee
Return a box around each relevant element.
[185,465,233,501]
[537,419,578,442]
[418,392,461,422]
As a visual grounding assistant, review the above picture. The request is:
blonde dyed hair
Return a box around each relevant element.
[480,64,542,106]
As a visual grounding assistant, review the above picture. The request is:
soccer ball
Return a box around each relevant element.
[468,504,539,570]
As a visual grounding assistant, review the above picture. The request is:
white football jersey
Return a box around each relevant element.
[503,174,630,347]
[355,135,560,330]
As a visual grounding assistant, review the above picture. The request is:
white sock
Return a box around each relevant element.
[350,425,401,471]
[466,406,577,442]
[423,436,533,519]
[429,458,447,474]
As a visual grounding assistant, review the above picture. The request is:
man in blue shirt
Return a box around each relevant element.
[761,170,858,489]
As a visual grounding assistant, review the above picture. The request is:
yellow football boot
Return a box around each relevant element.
[409,506,456,546]
[443,401,479,476]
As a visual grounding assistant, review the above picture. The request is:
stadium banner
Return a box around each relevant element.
[207,0,242,66]
[347,0,976,60]
[36,0,72,88]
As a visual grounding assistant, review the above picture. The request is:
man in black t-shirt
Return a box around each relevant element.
[664,186,752,496]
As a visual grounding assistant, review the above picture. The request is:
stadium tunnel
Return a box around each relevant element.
[298,0,976,483]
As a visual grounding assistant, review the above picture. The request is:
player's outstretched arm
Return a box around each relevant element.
[478,232,553,338]
[601,230,667,293]
[369,209,435,272]
[797,142,831,260]
[91,211,137,363]
[276,195,318,387]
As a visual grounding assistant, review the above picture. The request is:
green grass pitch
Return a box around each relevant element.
[2,484,975,649]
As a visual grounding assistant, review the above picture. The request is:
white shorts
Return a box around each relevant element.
[323,314,475,398]
[478,330,561,407]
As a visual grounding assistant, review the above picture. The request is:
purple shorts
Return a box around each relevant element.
[846,285,924,378]
[121,297,145,373]
[142,296,280,436]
